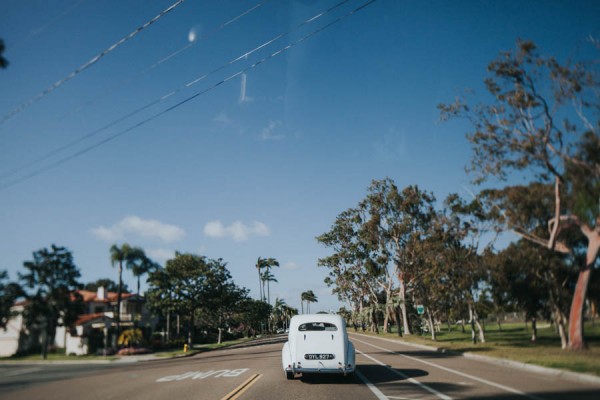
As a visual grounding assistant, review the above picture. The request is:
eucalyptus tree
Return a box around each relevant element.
[482,184,575,347]
[488,240,573,346]
[361,179,437,335]
[440,40,600,350]
[317,207,379,325]
[19,245,83,359]
[442,194,500,344]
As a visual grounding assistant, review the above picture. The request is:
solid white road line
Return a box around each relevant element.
[3,367,42,377]
[353,337,546,400]
[355,369,390,400]
[357,350,453,400]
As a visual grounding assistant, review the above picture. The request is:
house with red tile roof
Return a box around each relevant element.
[0,287,155,357]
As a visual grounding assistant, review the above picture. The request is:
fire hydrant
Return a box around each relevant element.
[184,344,188,353]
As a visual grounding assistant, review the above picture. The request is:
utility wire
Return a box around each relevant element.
[65,0,272,119]
[0,0,352,182]
[0,0,187,126]
[0,0,377,191]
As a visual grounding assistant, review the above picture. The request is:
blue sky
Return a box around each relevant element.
[1,0,599,312]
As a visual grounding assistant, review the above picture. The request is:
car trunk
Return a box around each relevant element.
[294,330,345,371]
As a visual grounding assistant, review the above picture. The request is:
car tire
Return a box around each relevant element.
[286,371,294,380]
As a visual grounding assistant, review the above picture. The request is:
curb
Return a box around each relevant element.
[349,332,600,386]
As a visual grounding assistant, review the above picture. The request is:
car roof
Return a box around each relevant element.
[289,314,344,331]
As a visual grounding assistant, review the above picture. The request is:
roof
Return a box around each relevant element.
[75,313,112,326]
[76,290,135,303]
[289,314,345,331]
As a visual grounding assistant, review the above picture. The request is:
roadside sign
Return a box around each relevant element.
[416,305,425,315]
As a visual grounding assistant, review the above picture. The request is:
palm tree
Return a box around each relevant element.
[261,269,278,305]
[300,291,308,314]
[255,257,279,303]
[303,290,318,313]
[255,257,267,301]
[110,243,134,336]
[130,251,159,296]
[263,257,279,304]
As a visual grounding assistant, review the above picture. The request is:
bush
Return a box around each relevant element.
[118,329,145,347]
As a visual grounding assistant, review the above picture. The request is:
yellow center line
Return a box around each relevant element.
[220,373,262,400]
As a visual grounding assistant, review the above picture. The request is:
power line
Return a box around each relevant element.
[0,0,377,191]
[0,0,187,126]
[64,0,272,119]
[0,0,352,182]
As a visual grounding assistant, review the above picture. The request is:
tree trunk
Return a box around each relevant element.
[475,318,485,343]
[166,312,171,343]
[370,305,379,333]
[469,304,477,344]
[116,263,123,338]
[188,312,194,347]
[427,308,436,341]
[568,266,592,350]
[568,232,599,350]
[395,306,403,337]
[468,303,486,343]
[398,280,411,335]
[383,304,391,333]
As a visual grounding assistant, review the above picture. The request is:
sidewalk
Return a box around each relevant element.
[0,335,287,365]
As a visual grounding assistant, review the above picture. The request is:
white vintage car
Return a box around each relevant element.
[281,314,355,379]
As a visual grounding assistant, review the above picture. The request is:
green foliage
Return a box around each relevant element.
[0,270,23,330]
[19,245,83,359]
[147,253,249,345]
[118,328,144,347]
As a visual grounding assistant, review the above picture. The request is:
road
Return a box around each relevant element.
[1,334,599,400]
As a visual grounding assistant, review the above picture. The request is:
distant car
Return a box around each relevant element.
[281,314,355,379]
[276,328,285,334]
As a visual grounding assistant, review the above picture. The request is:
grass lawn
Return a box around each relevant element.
[358,321,600,376]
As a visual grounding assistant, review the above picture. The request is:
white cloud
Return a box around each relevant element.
[203,220,270,242]
[260,120,284,141]
[91,216,185,243]
[283,262,301,271]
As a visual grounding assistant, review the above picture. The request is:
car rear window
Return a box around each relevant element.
[298,322,338,331]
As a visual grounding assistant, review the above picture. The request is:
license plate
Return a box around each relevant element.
[304,353,335,360]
